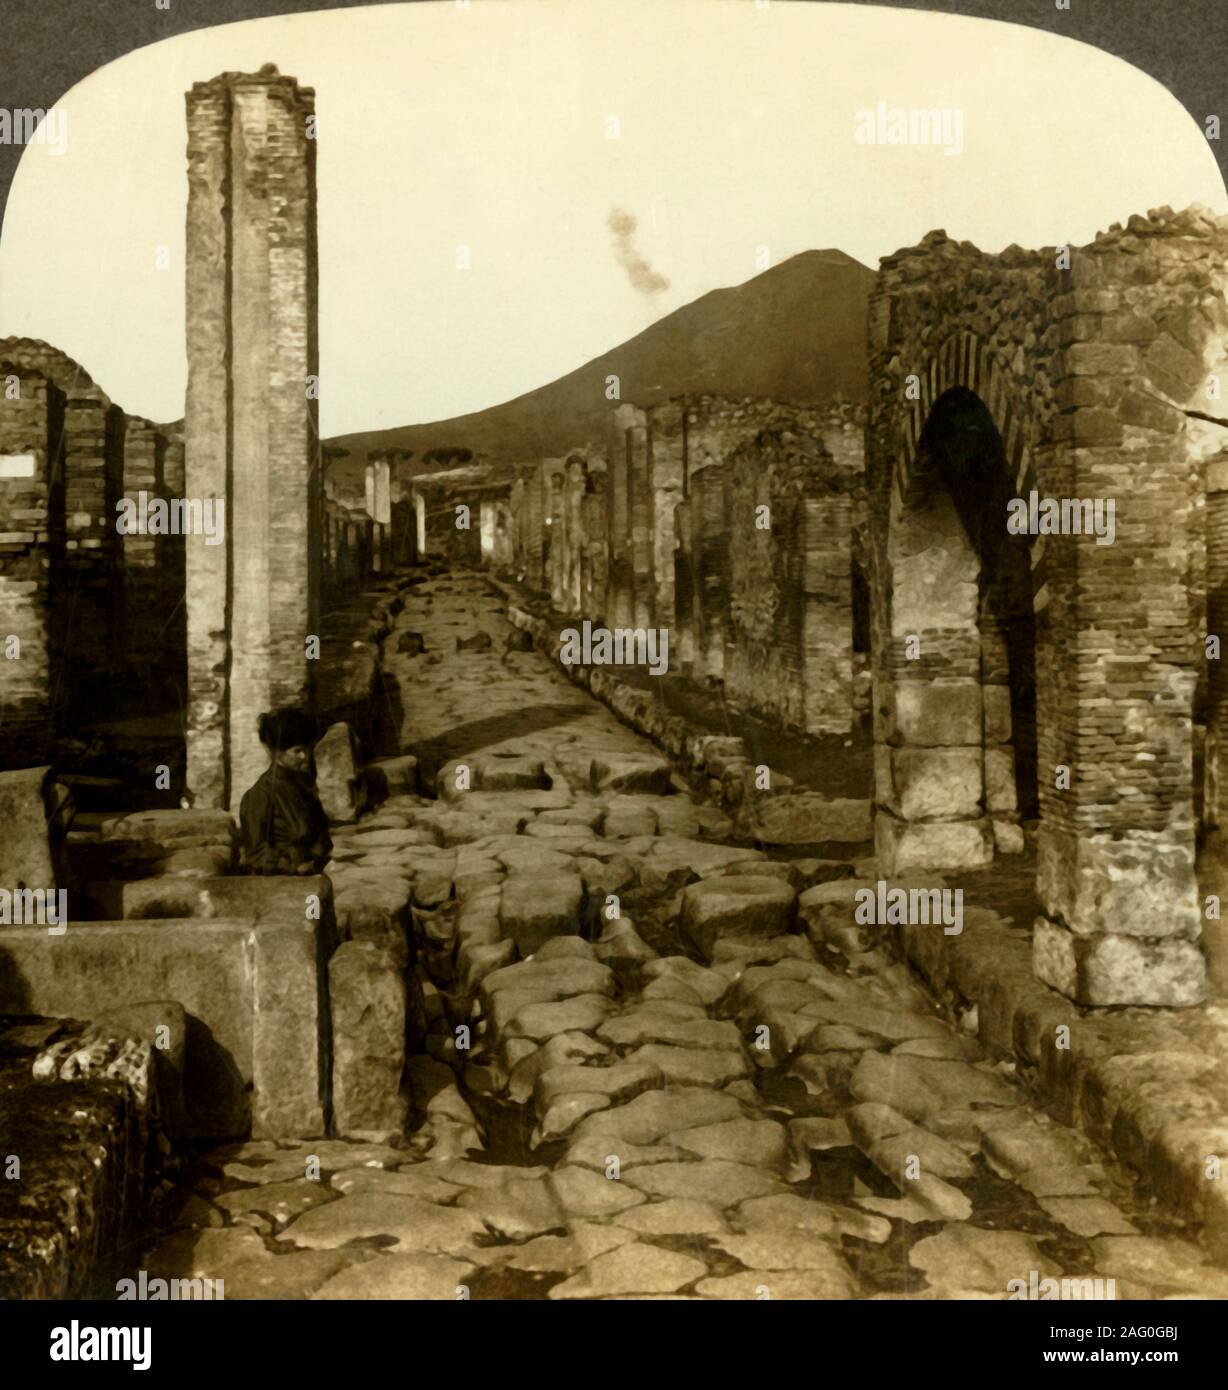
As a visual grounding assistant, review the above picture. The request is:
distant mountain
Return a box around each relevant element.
[325,248,874,477]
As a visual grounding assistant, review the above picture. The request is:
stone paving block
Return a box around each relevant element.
[315,722,361,824]
[499,871,583,955]
[329,941,408,1142]
[680,875,797,960]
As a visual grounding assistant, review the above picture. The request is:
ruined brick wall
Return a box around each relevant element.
[0,365,63,765]
[0,342,186,765]
[185,67,320,810]
[669,395,864,733]
[870,206,1228,1006]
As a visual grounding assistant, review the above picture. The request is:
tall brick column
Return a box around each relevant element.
[184,66,320,810]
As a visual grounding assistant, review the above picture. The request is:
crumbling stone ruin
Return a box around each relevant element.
[494,396,871,738]
[868,207,1228,1007]
[4,60,1228,1308]
[0,337,186,768]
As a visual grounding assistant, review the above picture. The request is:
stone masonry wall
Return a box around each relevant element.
[0,365,63,764]
[869,205,1228,1007]
[0,341,184,767]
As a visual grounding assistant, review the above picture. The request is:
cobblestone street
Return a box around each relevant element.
[140,574,1228,1300]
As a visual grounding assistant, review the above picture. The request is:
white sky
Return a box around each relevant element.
[0,0,1223,435]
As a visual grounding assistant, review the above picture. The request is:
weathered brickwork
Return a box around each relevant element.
[869,206,1228,1006]
[0,341,185,768]
[184,66,320,810]
[497,395,868,736]
[0,364,63,763]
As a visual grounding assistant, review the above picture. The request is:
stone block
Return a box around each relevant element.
[993,820,1025,855]
[1036,825,1200,939]
[982,686,1012,744]
[798,879,878,955]
[101,809,237,845]
[0,766,57,890]
[887,748,982,820]
[590,753,672,796]
[983,747,1017,815]
[680,876,796,961]
[368,754,419,797]
[499,872,583,956]
[886,682,982,747]
[1033,917,1207,1007]
[92,873,333,929]
[329,941,408,1141]
[251,920,330,1139]
[747,794,872,845]
[315,722,360,824]
[0,916,329,1139]
[875,812,993,874]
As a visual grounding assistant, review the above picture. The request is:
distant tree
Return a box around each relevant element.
[423,445,474,466]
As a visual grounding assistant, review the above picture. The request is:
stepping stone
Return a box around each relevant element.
[312,1252,475,1300]
[548,1165,648,1218]
[279,1193,487,1256]
[315,723,361,823]
[681,876,797,960]
[713,1232,856,1276]
[908,1227,1058,1294]
[640,977,706,1008]
[421,1158,550,1190]
[456,1175,567,1237]
[214,1179,338,1233]
[535,1093,611,1142]
[625,1160,786,1206]
[216,1139,404,1185]
[499,872,584,955]
[1036,1197,1138,1238]
[594,918,657,966]
[734,1193,890,1245]
[597,1008,742,1051]
[849,1051,1018,1124]
[797,998,950,1043]
[548,1243,706,1299]
[572,1088,744,1147]
[1089,1236,1228,1297]
[534,936,596,962]
[507,1031,611,1103]
[642,956,728,1006]
[629,1044,749,1088]
[537,1058,665,1108]
[564,1136,693,1172]
[507,994,612,1041]
[475,1222,635,1273]
[981,1118,1087,1176]
[482,958,613,1004]
[330,1166,465,1204]
[846,1103,975,1180]
[667,1118,788,1170]
[615,1198,727,1236]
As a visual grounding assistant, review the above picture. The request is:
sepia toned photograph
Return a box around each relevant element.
[0,0,1226,1350]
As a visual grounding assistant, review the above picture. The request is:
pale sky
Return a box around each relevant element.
[0,0,1223,435]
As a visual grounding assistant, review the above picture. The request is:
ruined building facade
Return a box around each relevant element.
[868,207,1228,1007]
[0,338,185,768]
[499,395,870,739]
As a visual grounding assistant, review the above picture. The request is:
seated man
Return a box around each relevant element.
[239,707,332,875]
